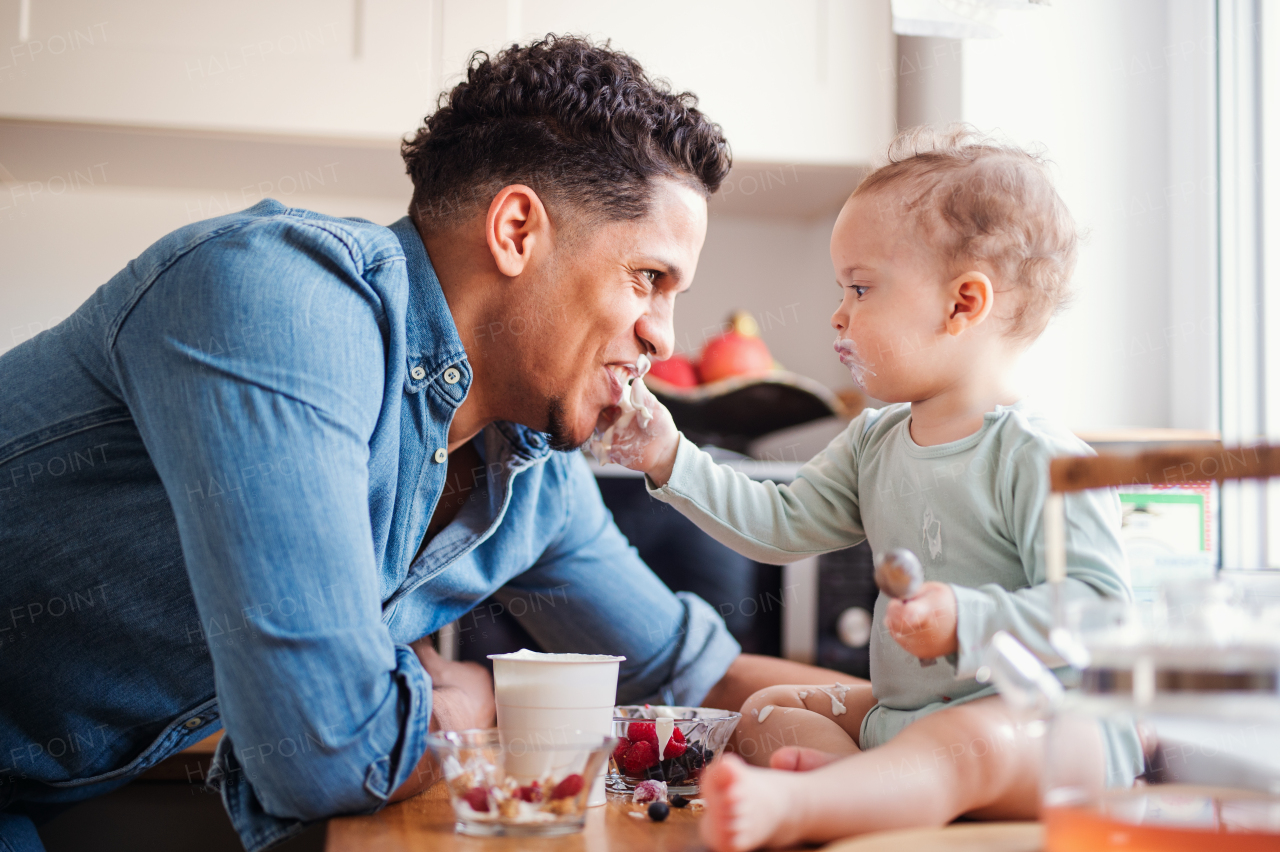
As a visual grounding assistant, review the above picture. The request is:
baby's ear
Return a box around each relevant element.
[944,271,995,336]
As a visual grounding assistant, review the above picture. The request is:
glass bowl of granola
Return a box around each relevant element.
[428,729,616,836]
[608,706,741,796]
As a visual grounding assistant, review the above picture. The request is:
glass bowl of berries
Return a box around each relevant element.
[608,706,741,795]
[428,729,617,837]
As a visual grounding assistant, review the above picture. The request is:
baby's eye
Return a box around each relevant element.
[853,285,869,298]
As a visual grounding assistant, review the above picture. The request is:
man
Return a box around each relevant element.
[0,36,843,852]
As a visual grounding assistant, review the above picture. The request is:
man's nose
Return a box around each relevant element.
[636,309,674,362]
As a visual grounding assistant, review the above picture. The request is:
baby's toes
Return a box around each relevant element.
[700,756,750,852]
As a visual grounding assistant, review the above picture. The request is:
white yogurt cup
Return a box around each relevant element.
[489,649,625,806]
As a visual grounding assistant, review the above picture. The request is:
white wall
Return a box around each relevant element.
[675,212,847,390]
[2,187,408,354]
[961,0,1217,432]
[684,0,1222,433]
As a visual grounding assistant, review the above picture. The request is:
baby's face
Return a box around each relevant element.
[828,193,959,402]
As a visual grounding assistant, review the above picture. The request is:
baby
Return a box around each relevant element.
[593,127,1141,850]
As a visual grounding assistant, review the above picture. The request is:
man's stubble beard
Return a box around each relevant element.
[545,395,588,452]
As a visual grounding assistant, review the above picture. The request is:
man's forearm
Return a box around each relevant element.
[388,686,483,802]
[391,640,497,802]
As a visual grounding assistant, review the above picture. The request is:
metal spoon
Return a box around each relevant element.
[874,548,924,600]
[875,547,935,667]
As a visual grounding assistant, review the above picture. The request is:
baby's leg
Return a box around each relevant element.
[701,695,1059,852]
[733,682,875,767]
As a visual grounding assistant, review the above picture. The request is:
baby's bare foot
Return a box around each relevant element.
[699,754,808,852]
[769,746,840,772]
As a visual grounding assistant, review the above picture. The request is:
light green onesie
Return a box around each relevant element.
[647,401,1143,786]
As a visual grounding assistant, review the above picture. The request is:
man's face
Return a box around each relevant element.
[506,178,707,449]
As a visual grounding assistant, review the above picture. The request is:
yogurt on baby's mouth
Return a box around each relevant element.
[833,337,876,389]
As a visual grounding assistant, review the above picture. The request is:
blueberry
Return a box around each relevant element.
[671,794,690,809]
[665,763,688,785]
[644,763,666,781]
[648,801,670,822]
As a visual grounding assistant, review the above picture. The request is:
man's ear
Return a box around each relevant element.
[944,270,995,336]
[485,185,549,278]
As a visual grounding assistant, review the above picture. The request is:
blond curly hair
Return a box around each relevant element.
[853,124,1078,342]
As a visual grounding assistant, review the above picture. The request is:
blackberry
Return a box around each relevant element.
[671,794,690,809]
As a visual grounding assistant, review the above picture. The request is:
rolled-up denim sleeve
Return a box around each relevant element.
[496,454,741,707]
[110,218,430,850]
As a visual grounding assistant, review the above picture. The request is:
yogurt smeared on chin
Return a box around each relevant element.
[833,337,877,389]
[588,354,653,465]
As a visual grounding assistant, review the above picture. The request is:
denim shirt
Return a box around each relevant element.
[0,201,738,851]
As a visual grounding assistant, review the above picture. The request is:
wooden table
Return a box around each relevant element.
[326,784,711,852]
[150,735,1040,852]
[325,784,1044,852]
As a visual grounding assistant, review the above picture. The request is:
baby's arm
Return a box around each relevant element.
[950,440,1132,676]
[646,433,868,564]
[592,377,867,564]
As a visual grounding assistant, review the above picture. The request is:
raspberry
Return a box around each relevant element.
[622,740,659,775]
[662,727,687,759]
[550,773,584,800]
[516,781,543,803]
[613,738,631,767]
[462,786,489,812]
[632,779,667,805]
[627,721,657,745]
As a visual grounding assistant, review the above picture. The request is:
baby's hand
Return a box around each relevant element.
[589,377,681,484]
[883,582,958,660]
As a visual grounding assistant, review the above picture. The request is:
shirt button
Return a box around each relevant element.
[410,365,427,381]
[433,448,447,463]
[443,366,461,385]
[183,717,204,729]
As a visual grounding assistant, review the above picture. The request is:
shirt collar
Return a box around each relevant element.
[389,216,551,463]
[389,216,469,383]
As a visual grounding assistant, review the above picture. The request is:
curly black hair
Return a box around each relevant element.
[401,35,731,227]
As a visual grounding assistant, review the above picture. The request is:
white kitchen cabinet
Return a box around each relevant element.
[0,1,893,163]
[510,0,895,165]
[0,0,438,139]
